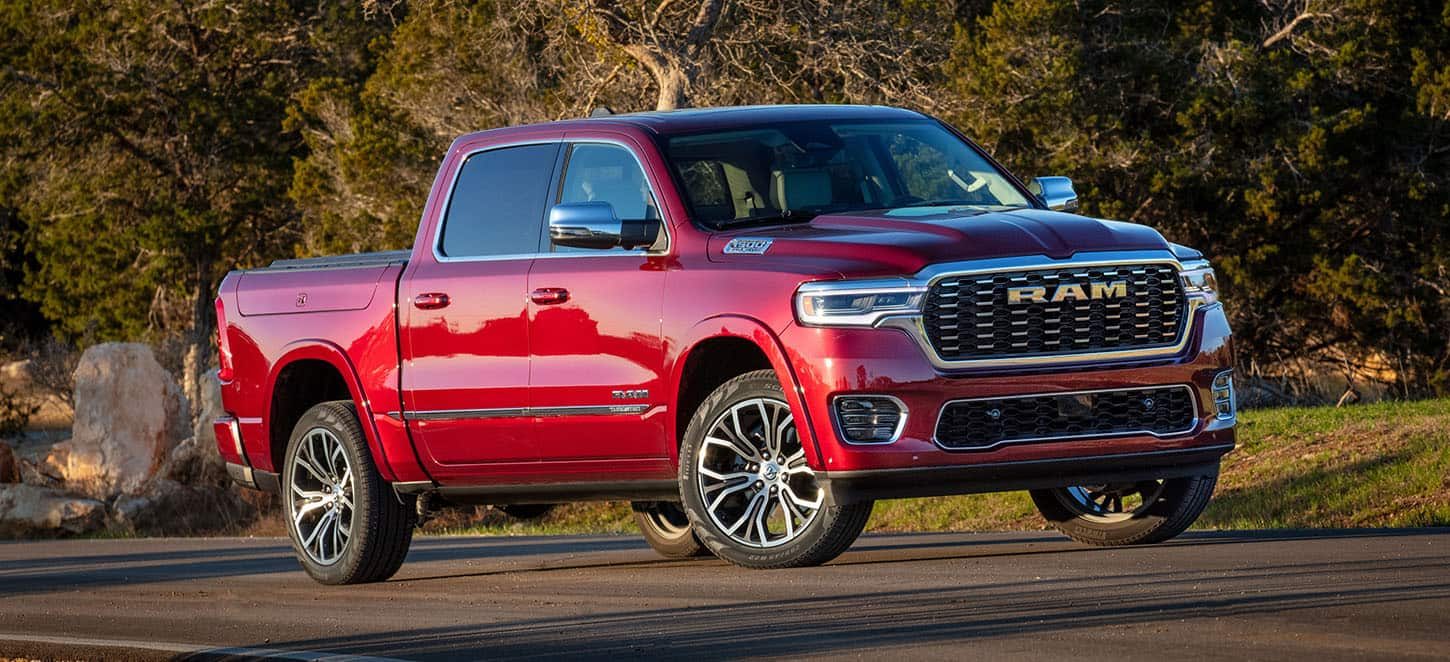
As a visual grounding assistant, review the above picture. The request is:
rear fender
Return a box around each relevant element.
[263,340,397,481]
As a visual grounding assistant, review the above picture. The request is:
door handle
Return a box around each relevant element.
[530,288,569,305]
[413,292,450,310]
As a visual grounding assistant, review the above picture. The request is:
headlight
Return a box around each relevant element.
[1179,261,1219,304]
[795,279,927,327]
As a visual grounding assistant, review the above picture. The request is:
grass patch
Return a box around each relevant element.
[407,398,1450,537]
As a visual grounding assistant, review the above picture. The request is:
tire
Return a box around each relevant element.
[1029,471,1218,546]
[679,369,873,569]
[631,501,710,558]
[497,504,556,520]
[283,401,416,585]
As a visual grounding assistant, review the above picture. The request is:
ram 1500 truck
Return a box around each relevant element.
[214,105,1236,584]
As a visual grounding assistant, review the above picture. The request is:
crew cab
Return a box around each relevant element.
[213,105,1236,584]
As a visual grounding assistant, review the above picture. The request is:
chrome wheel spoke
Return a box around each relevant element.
[704,435,757,462]
[707,477,755,511]
[289,426,356,566]
[1058,480,1165,523]
[726,490,766,535]
[698,396,821,549]
[782,483,823,511]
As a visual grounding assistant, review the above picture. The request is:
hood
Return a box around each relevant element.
[707,207,1174,276]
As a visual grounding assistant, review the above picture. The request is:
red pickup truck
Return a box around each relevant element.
[214,105,1236,584]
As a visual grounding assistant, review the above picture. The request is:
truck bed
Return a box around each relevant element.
[261,250,410,272]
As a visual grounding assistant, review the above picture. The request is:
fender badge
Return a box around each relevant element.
[723,238,773,255]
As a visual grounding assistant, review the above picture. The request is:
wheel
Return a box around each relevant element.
[679,370,873,569]
[1029,472,1218,546]
[631,501,710,558]
[284,401,416,584]
[497,504,556,520]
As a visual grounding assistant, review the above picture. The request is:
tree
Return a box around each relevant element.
[0,0,392,356]
[288,0,958,254]
[948,0,1450,393]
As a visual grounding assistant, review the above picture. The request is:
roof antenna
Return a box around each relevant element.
[589,106,614,118]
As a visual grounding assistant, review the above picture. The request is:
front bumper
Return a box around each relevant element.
[781,301,1236,477]
[821,443,1231,504]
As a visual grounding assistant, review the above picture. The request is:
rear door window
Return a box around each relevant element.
[439,143,560,258]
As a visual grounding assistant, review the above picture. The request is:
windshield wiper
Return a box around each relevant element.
[890,199,986,208]
[711,210,819,230]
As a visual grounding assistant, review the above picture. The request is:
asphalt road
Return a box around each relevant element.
[1,529,1447,661]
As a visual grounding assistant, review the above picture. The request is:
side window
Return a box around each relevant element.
[439,143,559,258]
[553,143,661,253]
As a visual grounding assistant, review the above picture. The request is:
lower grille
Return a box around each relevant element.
[934,386,1196,450]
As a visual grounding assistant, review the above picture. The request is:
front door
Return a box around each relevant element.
[527,139,672,462]
[400,141,560,478]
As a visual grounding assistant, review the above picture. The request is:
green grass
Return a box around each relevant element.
[429,398,1450,537]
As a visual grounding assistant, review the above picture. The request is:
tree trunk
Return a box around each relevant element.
[622,45,692,110]
[185,267,217,426]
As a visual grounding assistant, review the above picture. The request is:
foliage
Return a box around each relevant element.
[0,384,38,438]
[18,336,79,409]
[0,0,392,345]
[948,0,1450,394]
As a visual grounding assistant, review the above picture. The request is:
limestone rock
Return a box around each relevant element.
[190,369,227,467]
[0,484,106,536]
[59,343,189,499]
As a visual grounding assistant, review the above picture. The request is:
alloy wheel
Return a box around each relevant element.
[695,397,822,548]
[288,427,356,565]
[1054,480,1167,523]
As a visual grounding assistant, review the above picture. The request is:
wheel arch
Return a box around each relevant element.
[263,340,396,481]
[670,316,824,468]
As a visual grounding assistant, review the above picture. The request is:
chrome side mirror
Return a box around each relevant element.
[548,202,658,250]
[1028,176,1079,212]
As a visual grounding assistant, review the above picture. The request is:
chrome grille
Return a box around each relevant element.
[923,263,1185,361]
[934,385,1197,450]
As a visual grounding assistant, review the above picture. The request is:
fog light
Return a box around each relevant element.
[834,395,907,444]
[1212,370,1235,420]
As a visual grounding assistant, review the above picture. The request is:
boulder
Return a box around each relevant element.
[0,484,106,536]
[162,436,229,486]
[112,476,255,535]
[58,343,189,499]
[189,369,227,467]
[0,443,18,483]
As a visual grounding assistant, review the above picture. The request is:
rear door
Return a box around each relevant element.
[399,140,560,478]
[526,137,673,462]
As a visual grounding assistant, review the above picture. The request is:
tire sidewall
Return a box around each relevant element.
[1031,473,1216,545]
[631,501,707,558]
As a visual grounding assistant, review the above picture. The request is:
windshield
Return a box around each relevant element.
[662,120,1034,228]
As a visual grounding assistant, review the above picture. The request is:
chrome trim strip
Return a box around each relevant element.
[429,138,673,264]
[931,383,1200,452]
[228,418,245,457]
[399,404,649,422]
[869,250,1205,370]
[830,394,910,445]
